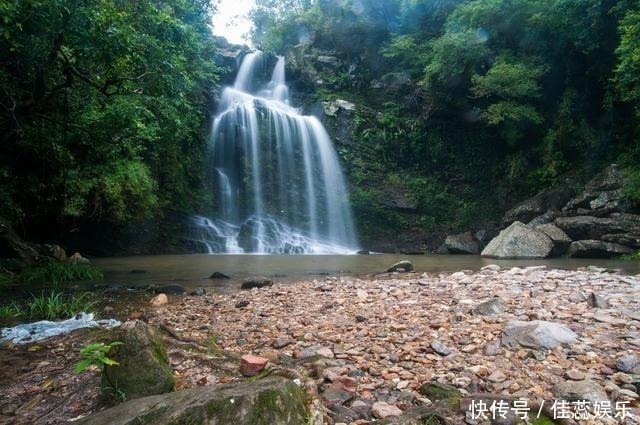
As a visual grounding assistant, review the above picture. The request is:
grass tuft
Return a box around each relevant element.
[0,291,96,325]
[20,261,103,286]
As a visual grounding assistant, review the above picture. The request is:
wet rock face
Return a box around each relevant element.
[102,320,174,401]
[441,231,481,255]
[568,239,635,258]
[535,223,572,256]
[481,221,554,259]
[77,377,309,425]
[498,164,640,259]
[502,185,576,226]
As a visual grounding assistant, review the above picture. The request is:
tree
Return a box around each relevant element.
[0,1,220,238]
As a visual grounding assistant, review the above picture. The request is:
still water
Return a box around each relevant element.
[92,254,640,293]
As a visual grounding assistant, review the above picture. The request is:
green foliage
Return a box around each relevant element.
[614,7,640,117]
[23,291,96,321]
[0,0,220,233]
[20,262,103,286]
[0,302,22,325]
[622,251,640,261]
[1,290,95,323]
[74,341,123,374]
[622,167,640,203]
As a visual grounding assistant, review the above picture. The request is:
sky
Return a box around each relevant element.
[212,0,255,45]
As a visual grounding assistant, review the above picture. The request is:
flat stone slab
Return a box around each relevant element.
[501,320,578,350]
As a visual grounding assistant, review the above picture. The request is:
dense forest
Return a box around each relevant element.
[1,0,639,253]
[0,1,220,253]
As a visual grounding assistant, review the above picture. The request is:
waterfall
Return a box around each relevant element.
[191,52,358,254]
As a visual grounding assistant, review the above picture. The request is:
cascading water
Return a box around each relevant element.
[191,52,359,254]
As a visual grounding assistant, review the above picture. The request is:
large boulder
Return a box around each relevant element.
[554,214,640,240]
[568,240,635,258]
[501,320,578,350]
[102,321,174,400]
[440,232,480,255]
[563,164,631,213]
[501,185,576,226]
[535,223,572,257]
[77,376,309,425]
[481,221,554,259]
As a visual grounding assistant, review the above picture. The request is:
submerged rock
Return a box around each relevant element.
[501,320,578,350]
[481,221,554,259]
[102,320,174,400]
[156,285,186,295]
[210,271,231,279]
[77,376,309,425]
[241,277,274,289]
[386,260,413,273]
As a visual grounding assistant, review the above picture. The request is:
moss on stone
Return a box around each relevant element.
[418,382,461,411]
[531,414,557,425]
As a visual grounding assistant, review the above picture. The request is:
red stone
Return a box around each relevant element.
[239,354,269,377]
[330,376,357,393]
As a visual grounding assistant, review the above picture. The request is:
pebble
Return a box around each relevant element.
[371,401,402,419]
[564,369,586,381]
[431,340,452,356]
[149,293,168,307]
[239,354,268,377]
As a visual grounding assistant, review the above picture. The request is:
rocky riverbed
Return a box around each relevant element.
[1,265,639,424]
[143,265,640,424]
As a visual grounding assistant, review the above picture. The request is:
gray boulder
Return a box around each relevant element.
[473,298,506,316]
[502,185,576,226]
[568,240,634,258]
[77,376,309,425]
[501,320,578,350]
[441,232,480,255]
[552,379,609,404]
[481,221,554,259]
[562,164,631,215]
[535,223,572,257]
[102,321,174,401]
[527,209,563,227]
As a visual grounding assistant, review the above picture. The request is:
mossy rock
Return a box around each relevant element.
[418,382,461,412]
[76,376,309,425]
[102,320,174,401]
